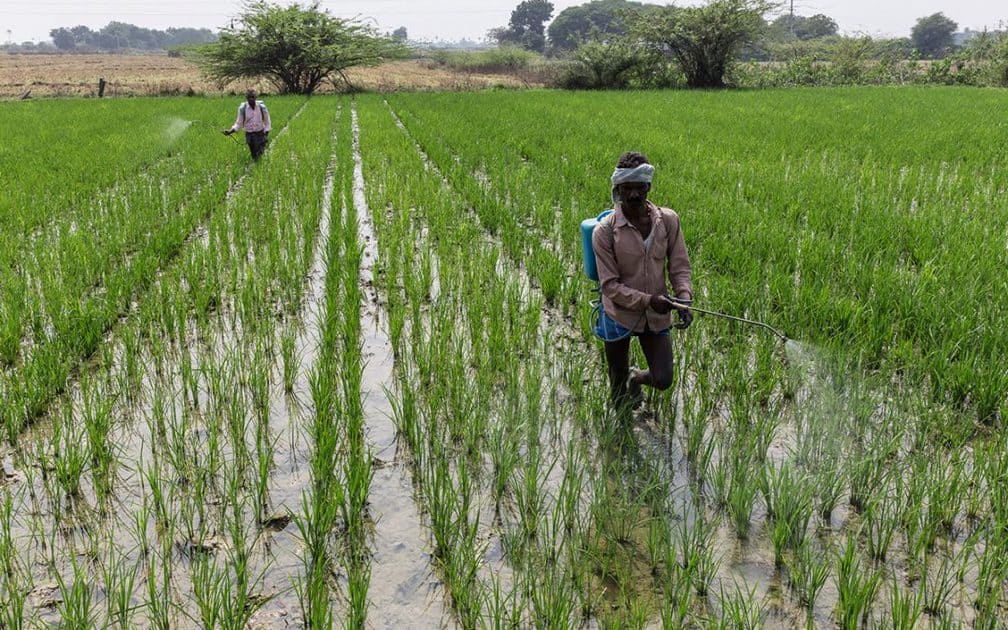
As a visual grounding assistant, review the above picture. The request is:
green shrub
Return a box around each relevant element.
[424,47,544,74]
[556,40,673,89]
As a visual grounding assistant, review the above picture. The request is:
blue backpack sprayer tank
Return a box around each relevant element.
[579,210,789,342]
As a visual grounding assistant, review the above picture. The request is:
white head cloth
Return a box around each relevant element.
[611,163,655,204]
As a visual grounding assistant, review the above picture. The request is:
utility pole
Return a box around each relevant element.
[789,0,795,38]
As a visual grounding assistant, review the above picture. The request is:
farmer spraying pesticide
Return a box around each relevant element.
[589,152,693,413]
[223,89,271,160]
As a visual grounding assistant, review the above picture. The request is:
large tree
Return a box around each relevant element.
[547,0,646,52]
[193,1,405,94]
[771,13,838,40]
[911,12,958,59]
[629,0,770,88]
[497,0,554,53]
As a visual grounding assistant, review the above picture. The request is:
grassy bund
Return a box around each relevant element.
[0,87,1006,627]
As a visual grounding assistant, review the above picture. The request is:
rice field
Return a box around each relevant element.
[1,86,1007,628]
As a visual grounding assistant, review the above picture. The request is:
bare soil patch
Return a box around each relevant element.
[0,53,541,99]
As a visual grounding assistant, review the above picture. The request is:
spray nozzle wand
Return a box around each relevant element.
[673,298,788,342]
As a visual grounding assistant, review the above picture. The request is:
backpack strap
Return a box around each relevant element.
[600,212,617,267]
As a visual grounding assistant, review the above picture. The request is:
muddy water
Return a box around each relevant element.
[350,101,450,627]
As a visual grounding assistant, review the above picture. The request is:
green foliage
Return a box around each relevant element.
[557,40,672,89]
[628,0,771,88]
[192,1,406,94]
[496,0,555,53]
[911,12,958,59]
[546,0,646,52]
[49,22,216,52]
[424,47,545,74]
[960,29,1008,86]
[769,13,838,41]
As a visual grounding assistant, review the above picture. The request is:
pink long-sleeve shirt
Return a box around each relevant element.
[231,100,271,133]
[592,201,693,332]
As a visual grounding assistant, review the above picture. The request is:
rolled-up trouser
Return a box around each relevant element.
[245,130,268,160]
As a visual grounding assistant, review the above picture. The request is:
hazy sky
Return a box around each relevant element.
[3,0,1005,44]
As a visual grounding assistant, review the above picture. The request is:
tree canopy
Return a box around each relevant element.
[193,2,406,94]
[911,12,958,59]
[770,13,839,40]
[494,0,554,53]
[629,0,770,88]
[547,0,646,52]
[49,22,215,51]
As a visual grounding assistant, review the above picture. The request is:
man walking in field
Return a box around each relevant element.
[592,151,693,413]
[224,89,271,160]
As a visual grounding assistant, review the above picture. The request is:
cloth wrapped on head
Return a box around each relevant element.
[611,163,655,204]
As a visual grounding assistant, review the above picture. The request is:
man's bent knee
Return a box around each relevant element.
[650,369,674,391]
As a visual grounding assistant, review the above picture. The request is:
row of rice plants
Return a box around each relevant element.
[380,90,1008,625]
[293,100,378,626]
[357,94,784,627]
[0,96,341,626]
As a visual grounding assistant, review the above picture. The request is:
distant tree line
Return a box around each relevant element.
[48,22,217,52]
[484,0,1006,89]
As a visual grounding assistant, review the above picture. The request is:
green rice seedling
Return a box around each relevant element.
[0,490,17,579]
[280,328,299,395]
[787,541,830,615]
[143,459,171,533]
[726,456,761,540]
[218,481,270,629]
[920,553,958,618]
[191,554,227,629]
[556,443,587,538]
[81,377,117,502]
[0,492,29,630]
[514,444,549,541]
[688,421,717,487]
[884,575,923,630]
[292,492,336,628]
[341,444,374,545]
[679,514,720,598]
[763,462,813,565]
[101,551,139,629]
[56,557,97,628]
[862,495,899,561]
[718,580,765,629]
[710,447,732,509]
[528,561,577,628]
[974,541,1007,627]
[659,559,693,629]
[835,536,881,629]
[769,514,791,571]
[52,408,89,501]
[924,459,964,536]
[847,453,889,514]
[488,419,521,510]
[646,516,672,577]
[253,425,274,527]
[1,574,28,630]
[346,553,372,629]
[815,458,846,520]
[247,343,271,427]
[485,572,523,630]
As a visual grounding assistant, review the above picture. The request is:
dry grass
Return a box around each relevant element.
[0,53,542,99]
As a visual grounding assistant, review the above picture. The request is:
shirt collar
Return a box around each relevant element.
[613,200,659,227]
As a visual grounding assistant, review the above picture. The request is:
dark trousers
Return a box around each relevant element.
[604,332,674,409]
[245,130,268,160]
